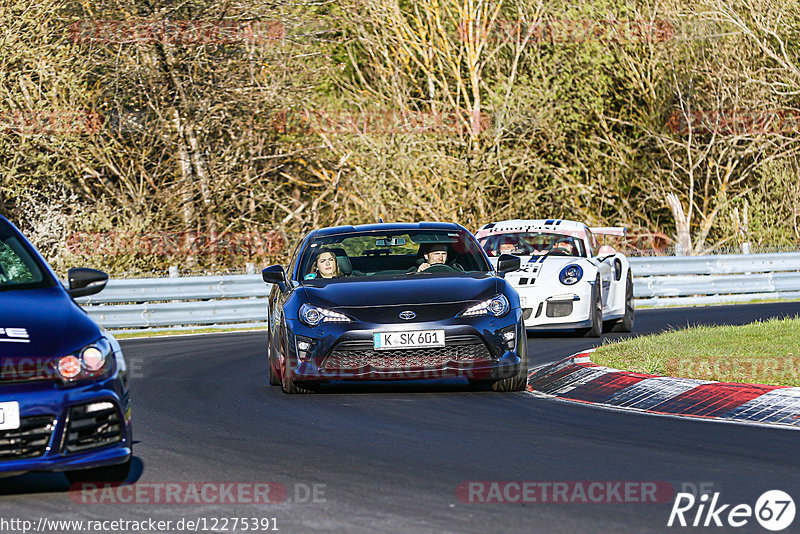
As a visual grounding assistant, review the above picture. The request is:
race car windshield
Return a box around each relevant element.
[298,230,491,281]
[0,223,55,291]
[479,232,586,258]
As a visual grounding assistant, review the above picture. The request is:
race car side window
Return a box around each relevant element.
[584,228,600,257]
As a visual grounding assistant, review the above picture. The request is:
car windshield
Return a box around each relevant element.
[298,229,491,282]
[478,232,586,258]
[0,222,55,291]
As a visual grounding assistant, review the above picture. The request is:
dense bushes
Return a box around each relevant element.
[1,0,798,273]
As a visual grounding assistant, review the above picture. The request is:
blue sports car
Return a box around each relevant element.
[262,222,526,393]
[0,215,132,482]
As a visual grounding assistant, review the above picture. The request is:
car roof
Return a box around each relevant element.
[315,221,463,237]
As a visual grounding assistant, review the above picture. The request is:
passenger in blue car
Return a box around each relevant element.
[305,248,341,279]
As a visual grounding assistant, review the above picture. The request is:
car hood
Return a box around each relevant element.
[301,274,498,309]
[0,286,102,359]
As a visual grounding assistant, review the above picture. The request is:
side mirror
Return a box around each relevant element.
[67,268,108,298]
[262,265,287,291]
[496,254,521,273]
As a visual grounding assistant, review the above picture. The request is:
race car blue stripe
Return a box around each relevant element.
[545,219,555,225]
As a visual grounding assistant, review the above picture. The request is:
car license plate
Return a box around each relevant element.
[0,401,20,430]
[373,330,445,350]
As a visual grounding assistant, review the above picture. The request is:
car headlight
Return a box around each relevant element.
[559,264,583,285]
[56,337,113,382]
[460,294,510,317]
[299,303,351,326]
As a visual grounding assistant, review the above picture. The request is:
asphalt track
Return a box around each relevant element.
[2,302,800,533]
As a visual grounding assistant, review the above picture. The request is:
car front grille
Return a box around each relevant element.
[324,337,493,371]
[546,301,573,318]
[65,403,123,454]
[0,415,56,460]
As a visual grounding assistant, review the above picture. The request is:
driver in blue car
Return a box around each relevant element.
[416,243,448,272]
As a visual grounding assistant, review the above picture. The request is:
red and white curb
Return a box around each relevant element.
[526,349,800,428]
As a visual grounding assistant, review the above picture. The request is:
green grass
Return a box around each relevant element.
[592,316,800,386]
[112,327,262,340]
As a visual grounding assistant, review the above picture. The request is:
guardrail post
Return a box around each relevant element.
[168,265,179,278]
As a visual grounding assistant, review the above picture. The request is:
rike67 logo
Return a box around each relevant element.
[668,490,795,531]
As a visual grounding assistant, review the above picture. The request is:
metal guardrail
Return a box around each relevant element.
[76,275,269,329]
[77,253,800,330]
[629,253,800,276]
[629,253,800,307]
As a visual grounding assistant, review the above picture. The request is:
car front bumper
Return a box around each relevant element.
[514,282,595,330]
[0,375,132,476]
[285,310,525,382]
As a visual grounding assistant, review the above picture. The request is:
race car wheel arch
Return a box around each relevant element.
[613,258,623,281]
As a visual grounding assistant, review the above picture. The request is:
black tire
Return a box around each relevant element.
[491,325,529,392]
[281,357,316,394]
[579,278,603,338]
[267,329,280,386]
[66,457,132,485]
[611,271,635,333]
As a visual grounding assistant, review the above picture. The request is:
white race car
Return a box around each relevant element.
[475,219,634,336]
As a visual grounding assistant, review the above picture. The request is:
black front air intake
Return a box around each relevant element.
[0,415,56,460]
[65,402,123,453]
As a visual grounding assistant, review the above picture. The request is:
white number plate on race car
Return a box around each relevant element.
[373,330,445,350]
[0,401,20,430]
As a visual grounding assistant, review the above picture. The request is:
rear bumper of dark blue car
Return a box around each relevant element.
[286,310,525,382]
[0,376,132,476]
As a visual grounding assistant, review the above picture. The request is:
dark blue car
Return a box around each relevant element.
[0,215,131,482]
[262,222,526,393]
